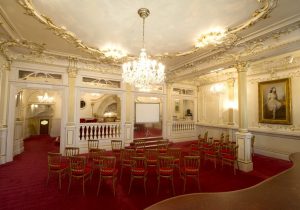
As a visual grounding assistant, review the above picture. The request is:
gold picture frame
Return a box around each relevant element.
[258,78,292,124]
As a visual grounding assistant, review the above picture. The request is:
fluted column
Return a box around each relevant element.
[235,61,253,172]
[227,78,235,125]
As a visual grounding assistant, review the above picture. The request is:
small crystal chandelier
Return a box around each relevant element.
[122,8,165,89]
[37,92,54,103]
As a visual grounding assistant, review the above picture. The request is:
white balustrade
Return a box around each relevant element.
[78,122,121,141]
[172,121,195,132]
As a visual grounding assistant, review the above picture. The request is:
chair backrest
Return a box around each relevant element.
[158,156,174,169]
[88,140,99,150]
[65,147,80,157]
[145,149,158,160]
[134,139,146,149]
[203,131,208,141]
[131,156,147,169]
[91,149,106,160]
[101,156,116,169]
[157,140,169,149]
[220,133,224,142]
[121,148,136,162]
[69,156,87,176]
[48,152,62,169]
[111,140,122,151]
[184,156,200,170]
[167,148,181,159]
[224,134,230,144]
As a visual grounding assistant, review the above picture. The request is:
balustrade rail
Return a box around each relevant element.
[78,122,121,140]
[172,121,195,132]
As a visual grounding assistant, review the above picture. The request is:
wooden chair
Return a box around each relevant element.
[167,148,182,172]
[128,156,148,195]
[97,156,118,196]
[47,152,68,190]
[181,156,201,193]
[91,149,106,178]
[203,140,220,169]
[145,149,159,170]
[221,145,239,175]
[134,139,146,155]
[157,140,169,154]
[120,148,136,179]
[68,156,91,195]
[65,147,80,157]
[157,156,175,195]
[111,140,122,157]
[88,140,99,158]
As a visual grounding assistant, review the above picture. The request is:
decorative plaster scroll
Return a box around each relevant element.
[18,0,277,60]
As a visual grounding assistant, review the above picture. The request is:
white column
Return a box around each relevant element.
[235,62,253,172]
[227,78,235,125]
[65,58,77,147]
[166,83,173,139]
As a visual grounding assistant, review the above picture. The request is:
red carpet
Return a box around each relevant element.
[0,136,292,210]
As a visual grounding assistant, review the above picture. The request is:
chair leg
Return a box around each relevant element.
[68,176,72,193]
[128,177,133,194]
[113,177,116,196]
[144,177,147,195]
[59,173,62,190]
[183,176,186,193]
[97,176,102,196]
[157,176,160,195]
[46,172,50,186]
[120,166,123,180]
[171,177,175,196]
[197,175,200,191]
[82,178,85,195]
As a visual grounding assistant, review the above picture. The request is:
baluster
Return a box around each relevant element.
[112,125,115,138]
[100,125,103,139]
[104,125,107,138]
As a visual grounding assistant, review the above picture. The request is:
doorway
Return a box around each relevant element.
[40,119,49,135]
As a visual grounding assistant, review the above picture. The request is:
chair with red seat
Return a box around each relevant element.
[145,149,159,171]
[167,148,182,172]
[91,149,106,178]
[157,156,175,195]
[47,152,68,190]
[221,144,239,175]
[65,147,80,157]
[68,156,91,195]
[128,156,148,195]
[134,139,146,155]
[120,148,136,179]
[181,155,201,193]
[111,140,122,158]
[203,140,220,168]
[97,156,118,196]
[157,140,169,154]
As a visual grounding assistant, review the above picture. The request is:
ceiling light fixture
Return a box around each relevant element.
[195,28,227,48]
[37,92,54,103]
[101,44,127,59]
[122,8,165,89]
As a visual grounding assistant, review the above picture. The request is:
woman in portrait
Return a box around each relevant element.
[266,87,282,119]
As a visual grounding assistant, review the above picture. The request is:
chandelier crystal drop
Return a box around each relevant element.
[122,8,165,89]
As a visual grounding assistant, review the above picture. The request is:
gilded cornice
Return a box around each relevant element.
[18,0,278,61]
[168,21,300,82]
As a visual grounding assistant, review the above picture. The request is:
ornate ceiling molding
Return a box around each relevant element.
[167,21,300,82]
[18,0,278,61]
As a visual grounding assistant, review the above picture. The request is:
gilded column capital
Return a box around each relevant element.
[68,57,78,78]
[166,82,173,90]
[234,61,250,73]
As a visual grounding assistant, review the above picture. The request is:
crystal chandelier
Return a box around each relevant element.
[122,8,165,89]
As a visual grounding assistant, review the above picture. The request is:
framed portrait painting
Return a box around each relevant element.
[258,78,292,124]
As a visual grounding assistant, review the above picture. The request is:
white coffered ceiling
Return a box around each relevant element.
[0,0,300,83]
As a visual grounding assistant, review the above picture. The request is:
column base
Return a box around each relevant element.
[236,131,253,172]
[238,160,253,172]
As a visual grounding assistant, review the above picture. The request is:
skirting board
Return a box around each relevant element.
[255,147,289,161]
